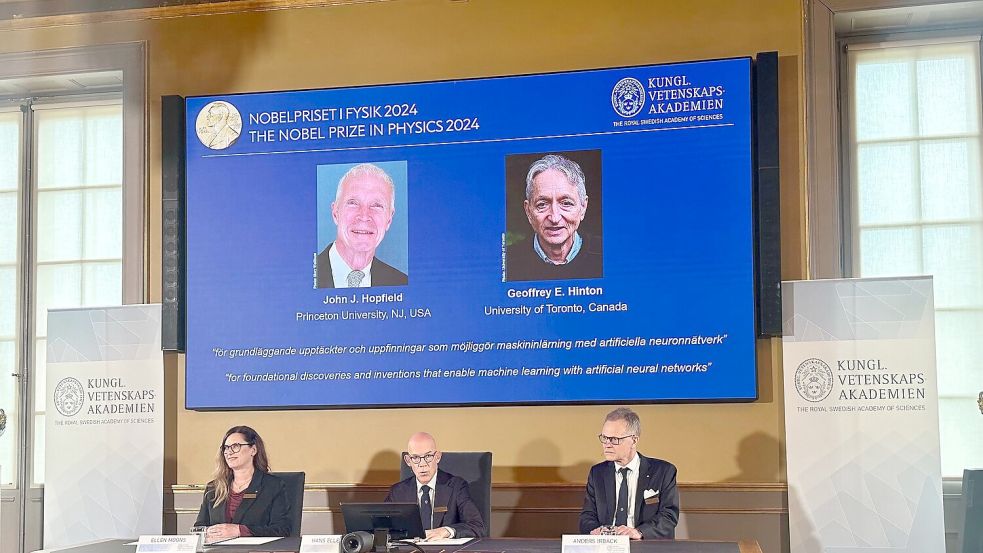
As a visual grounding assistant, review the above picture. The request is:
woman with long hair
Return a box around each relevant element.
[194,426,292,539]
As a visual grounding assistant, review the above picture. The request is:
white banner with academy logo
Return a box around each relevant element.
[45,305,163,548]
[782,277,944,553]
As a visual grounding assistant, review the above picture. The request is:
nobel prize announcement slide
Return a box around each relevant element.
[184,57,758,409]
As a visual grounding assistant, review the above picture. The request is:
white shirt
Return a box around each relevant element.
[415,477,455,538]
[329,243,373,288]
[612,453,641,527]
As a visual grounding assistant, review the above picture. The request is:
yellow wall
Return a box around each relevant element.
[0,0,805,486]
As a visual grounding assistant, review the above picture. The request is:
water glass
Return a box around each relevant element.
[190,526,208,552]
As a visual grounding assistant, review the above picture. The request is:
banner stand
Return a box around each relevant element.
[44,305,164,548]
[782,277,945,553]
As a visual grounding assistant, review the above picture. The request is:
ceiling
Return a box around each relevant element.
[835,1,983,36]
[0,0,233,20]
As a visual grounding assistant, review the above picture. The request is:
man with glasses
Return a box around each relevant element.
[316,163,408,289]
[579,408,679,539]
[384,432,486,539]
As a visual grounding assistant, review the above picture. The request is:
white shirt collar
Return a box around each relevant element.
[615,452,640,473]
[415,474,437,494]
[329,243,373,288]
[533,231,582,265]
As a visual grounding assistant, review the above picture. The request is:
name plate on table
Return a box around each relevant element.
[300,535,343,553]
[136,536,199,553]
[561,535,629,553]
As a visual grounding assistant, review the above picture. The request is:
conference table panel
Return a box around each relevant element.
[43,537,761,553]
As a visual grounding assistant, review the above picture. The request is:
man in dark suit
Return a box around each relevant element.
[580,408,680,539]
[384,432,486,539]
[315,163,408,288]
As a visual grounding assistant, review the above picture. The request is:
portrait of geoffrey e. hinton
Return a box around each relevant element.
[504,150,603,282]
[314,161,409,289]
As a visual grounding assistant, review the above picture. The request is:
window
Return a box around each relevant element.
[0,99,124,487]
[846,38,983,475]
[33,102,125,483]
[0,45,144,553]
[0,108,22,487]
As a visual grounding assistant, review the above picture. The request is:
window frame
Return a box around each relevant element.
[30,97,127,486]
[839,35,983,471]
[0,43,146,304]
[0,41,145,553]
[807,0,982,513]
[837,30,983,278]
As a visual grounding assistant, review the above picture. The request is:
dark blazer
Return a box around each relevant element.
[384,469,487,538]
[579,454,680,539]
[315,243,407,288]
[194,471,292,537]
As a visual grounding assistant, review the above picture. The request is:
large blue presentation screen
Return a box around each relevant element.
[184,57,758,409]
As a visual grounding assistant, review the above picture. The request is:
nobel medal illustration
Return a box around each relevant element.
[196,100,242,150]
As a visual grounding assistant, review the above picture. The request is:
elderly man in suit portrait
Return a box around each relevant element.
[316,163,408,288]
[506,153,602,281]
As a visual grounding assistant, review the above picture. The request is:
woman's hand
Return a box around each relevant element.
[206,524,241,541]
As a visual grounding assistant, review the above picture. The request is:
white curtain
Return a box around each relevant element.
[0,110,21,487]
[848,39,983,476]
[30,102,123,484]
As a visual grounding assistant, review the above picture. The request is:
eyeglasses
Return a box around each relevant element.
[405,452,437,466]
[222,442,254,454]
[598,434,636,445]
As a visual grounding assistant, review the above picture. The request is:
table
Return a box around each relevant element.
[448,538,760,553]
[39,537,761,553]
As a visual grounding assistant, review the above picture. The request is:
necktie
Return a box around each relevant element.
[347,270,365,287]
[614,467,630,526]
[420,484,432,530]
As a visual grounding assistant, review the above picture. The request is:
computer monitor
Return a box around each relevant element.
[341,502,426,541]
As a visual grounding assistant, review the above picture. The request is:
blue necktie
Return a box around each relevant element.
[615,467,630,526]
[420,485,432,530]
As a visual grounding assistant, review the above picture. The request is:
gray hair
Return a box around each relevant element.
[525,154,587,204]
[605,407,641,437]
[337,163,396,211]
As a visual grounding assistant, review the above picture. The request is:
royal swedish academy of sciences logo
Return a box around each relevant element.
[794,358,834,402]
[54,377,85,417]
[195,100,243,150]
[611,77,646,118]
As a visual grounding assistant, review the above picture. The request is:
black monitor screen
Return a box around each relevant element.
[342,502,426,540]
